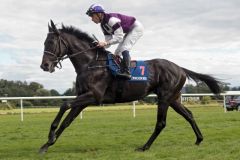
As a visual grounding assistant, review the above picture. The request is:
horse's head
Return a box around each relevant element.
[40,20,68,73]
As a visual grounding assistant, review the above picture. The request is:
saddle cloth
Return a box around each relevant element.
[107,54,148,82]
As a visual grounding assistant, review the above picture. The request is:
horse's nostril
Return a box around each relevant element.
[40,63,49,70]
[44,63,49,67]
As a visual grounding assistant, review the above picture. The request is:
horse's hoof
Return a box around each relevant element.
[195,137,203,145]
[135,146,147,152]
[195,141,201,145]
[39,144,49,154]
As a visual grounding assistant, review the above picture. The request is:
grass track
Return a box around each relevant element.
[0,105,240,160]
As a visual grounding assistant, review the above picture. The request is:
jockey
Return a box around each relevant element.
[86,4,144,79]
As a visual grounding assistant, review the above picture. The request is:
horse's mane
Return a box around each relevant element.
[60,24,108,54]
[61,24,95,44]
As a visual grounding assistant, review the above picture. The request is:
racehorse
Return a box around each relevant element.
[39,20,222,153]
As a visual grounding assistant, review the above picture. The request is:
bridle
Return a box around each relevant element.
[44,32,98,69]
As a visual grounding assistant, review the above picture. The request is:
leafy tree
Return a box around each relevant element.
[49,89,62,106]
[63,88,75,96]
[50,89,60,96]
[29,82,43,91]
[231,86,240,91]
[184,82,232,93]
[0,79,63,107]
[36,88,51,96]
[63,82,76,96]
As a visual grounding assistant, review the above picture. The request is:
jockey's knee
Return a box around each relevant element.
[122,50,130,58]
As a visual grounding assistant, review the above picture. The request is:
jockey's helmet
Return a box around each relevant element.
[86,4,105,16]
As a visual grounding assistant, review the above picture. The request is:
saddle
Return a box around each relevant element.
[107,54,148,82]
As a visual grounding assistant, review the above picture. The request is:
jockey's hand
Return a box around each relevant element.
[97,41,108,48]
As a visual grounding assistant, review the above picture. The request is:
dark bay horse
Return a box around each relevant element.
[39,20,221,153]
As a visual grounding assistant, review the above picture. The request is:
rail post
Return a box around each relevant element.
[20,99,24,121]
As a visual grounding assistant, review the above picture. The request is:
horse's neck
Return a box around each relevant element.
[65,35,97,73]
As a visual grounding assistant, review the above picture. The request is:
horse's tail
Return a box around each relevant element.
[181,67,221,95]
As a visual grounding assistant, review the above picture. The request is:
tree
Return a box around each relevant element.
[50,89,60,96]
[63,88,75,96]
[184,82,232,93]
[63,82,76,96]
[29,82,43,92]
[231,86,240,91]
[184,84,197,93]
[36,88,51,96]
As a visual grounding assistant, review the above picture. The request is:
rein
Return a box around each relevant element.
[60,45,98,61]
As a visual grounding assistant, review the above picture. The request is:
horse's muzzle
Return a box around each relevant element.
[40,63,48,71]
[40,63,55,73]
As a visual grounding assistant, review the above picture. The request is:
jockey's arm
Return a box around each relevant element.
[106,17,124,45]
[98,17,124,48]
[107,26,124,45]
[99,28,123,48]
[104,35,112,48]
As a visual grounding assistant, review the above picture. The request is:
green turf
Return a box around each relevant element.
[0,106,240,160]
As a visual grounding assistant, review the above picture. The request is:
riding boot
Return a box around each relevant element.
[117,50,131,79]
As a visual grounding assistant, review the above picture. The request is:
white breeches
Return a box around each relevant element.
[114,20,144,56]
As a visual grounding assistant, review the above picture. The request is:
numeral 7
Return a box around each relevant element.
[140,66,145,75]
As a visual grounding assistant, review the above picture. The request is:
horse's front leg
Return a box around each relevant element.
[39,101,70,154]
[39,92,96,154]
[54,92,97,141]
[49,102,71,143]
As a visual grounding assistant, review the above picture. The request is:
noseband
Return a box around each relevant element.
[44,32,69,69]
[44,32,97,69]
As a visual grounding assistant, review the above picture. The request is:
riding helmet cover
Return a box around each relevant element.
[86,4,105,16]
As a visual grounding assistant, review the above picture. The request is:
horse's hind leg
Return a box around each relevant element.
[170,100,203,145]
[39,106,83,154]
[136,101,169,151]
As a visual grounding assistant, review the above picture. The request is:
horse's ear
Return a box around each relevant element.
[50,19,60,35]
[50,20,55,29]
[48,23,53,32]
